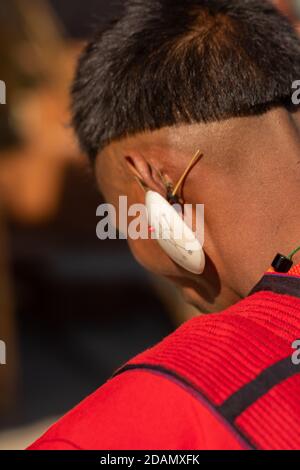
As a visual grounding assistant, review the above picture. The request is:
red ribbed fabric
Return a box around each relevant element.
[120,289,300,449]
[237,374,300,450]
[289,263,300,276]
[123,292,300,402]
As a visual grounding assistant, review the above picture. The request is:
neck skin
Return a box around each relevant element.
[205,107,300,300]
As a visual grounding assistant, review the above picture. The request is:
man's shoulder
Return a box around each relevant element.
[117,290,298,405]
[28,365,211,450]
[28,290,298,450]
[28,295,254,451]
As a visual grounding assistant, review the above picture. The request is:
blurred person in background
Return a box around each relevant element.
[28,0,300,451]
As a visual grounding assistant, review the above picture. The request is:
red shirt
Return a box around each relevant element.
[28,263,300,450]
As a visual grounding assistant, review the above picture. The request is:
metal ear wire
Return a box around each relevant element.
[171,150,203,199]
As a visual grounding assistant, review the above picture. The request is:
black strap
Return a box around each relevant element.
[248,273,300,299]
[113,354,300,449]
[218,355,300,422]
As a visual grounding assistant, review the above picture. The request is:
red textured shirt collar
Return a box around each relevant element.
[249,261,300,298]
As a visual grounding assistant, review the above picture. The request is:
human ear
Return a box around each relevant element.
[124,154,166,194]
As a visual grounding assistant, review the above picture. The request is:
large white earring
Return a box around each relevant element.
[145,190,205,274]
[142,150,206,274]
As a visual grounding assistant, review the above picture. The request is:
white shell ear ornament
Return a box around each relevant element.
[137,150,206,275]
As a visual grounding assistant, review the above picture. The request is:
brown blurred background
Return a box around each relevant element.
[0,0,299,449]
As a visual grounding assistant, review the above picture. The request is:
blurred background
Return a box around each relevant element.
[0,0,299,450]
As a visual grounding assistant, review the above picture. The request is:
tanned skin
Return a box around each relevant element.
[96,107,300,313]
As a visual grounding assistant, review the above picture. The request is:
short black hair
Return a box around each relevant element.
[71,0,300,160]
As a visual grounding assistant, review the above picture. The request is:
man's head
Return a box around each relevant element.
[72,0,300,312]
